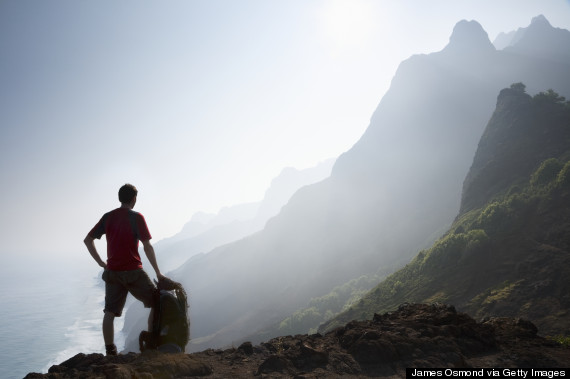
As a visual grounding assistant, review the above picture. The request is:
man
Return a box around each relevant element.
[84,183,165,356]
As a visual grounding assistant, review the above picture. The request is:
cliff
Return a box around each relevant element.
[25,304,570,378]
[320,86,570,336]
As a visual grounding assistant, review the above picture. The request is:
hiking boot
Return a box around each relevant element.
[105,344,118,356]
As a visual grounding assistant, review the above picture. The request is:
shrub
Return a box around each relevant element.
[477,201,507,232]
[278,307,322,334]
[533,89,566,104]
[548,335,570,348]
[426,233,467,264]
[530,158,562,187]
[464,229,489,253]
[510,82,526,93]
[390,280,404,296]
[556,161,570,188]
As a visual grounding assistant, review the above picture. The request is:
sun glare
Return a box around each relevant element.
[319,0,378,54]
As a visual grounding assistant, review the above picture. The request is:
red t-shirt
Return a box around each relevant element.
[89,208,152,271]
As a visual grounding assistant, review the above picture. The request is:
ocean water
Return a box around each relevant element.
[0,255,127,379]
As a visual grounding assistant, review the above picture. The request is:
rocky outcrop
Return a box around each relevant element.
[25,351,213,379]
[460,86,570,214]
[26,304,570,378]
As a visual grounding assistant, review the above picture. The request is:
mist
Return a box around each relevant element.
[3,1,570,257]
[119,15,570,353]
[3,2,570,377]
[147,159,335,271]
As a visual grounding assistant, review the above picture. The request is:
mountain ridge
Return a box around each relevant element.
[320,85,570,336]
[152,158,334,270]
[502,14,570,62]
[122,15,570,353]
[443,19,495,55]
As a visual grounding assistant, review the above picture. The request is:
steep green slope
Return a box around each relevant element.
[321,85,570,336]
[247,273,384,343]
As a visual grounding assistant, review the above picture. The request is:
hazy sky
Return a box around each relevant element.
[1,0,569,258]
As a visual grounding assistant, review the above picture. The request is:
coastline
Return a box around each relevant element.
[0,256,105,379]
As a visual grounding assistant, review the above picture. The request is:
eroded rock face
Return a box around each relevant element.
[26,304,570,379]
[25,351,213,379]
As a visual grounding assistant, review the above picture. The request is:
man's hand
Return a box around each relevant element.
[155,275,182,291]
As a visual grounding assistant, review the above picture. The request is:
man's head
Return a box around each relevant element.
[118,184,138,206]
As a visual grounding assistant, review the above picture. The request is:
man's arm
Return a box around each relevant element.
[142,240,165,280]
[84,235,107,269]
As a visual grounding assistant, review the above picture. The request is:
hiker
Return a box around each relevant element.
[84,183,166,356]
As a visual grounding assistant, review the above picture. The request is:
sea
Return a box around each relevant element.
[0,254,128,379]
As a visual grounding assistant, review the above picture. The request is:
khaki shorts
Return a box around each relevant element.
[102,269,156,317]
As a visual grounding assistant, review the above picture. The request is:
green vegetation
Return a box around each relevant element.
[530,88,570,111]
[548,335,570,348]
[510,83,570,108]
[275,274,381,336]
[556,161,570,188]
[319,85,570,335]
[419,229,489,268]
[458,156,569,236]
[532,89,567,105]
[323,152,570,332]
[531,158,563,187]
[510,82,526,93]
[470,280,521,306]
[278,307,321,335]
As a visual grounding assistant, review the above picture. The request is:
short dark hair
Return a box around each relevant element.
[118,184,138,204]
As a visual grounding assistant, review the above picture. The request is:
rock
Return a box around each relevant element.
[237,341,253,355]
[257,354,295,375]
[26,351,212,378]
[25,304,570,378]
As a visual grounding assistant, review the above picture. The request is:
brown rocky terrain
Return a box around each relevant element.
[25,303,570,378]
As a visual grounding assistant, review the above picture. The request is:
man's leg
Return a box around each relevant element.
[148,307,155,332]
[125,270,158,350]
[103,311,115,345]
[127,269,157,333]
[102,270,127,355]
[103,311,118,355]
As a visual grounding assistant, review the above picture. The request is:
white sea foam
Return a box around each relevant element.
[41,272,128,372]
[0,254,153,378]
[0,256,107,379]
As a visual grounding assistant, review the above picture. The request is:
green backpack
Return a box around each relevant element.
[139,277,190,353]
